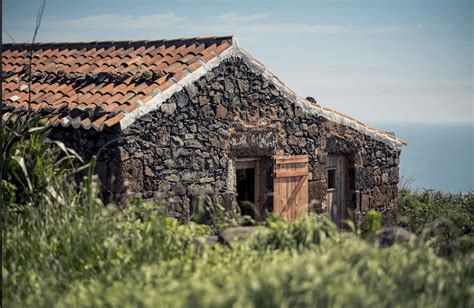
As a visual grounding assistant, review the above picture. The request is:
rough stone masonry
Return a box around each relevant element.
[52,56,401,223]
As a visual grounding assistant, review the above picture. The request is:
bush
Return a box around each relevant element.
[250,214,338,251]
[395,189,474,255]
[363,210,383,233]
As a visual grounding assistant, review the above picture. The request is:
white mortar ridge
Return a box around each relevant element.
[119,37,406,150]
[120,42,239,130]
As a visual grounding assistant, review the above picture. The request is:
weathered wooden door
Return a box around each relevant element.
[273,155,309,220]
[327,155,348,227]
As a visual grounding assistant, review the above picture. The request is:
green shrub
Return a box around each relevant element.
[250,214,338,251]
[395,189,473,255]
[363,210,383,234]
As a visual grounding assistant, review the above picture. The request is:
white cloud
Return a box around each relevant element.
[38,11,421,40]
[187,22,424,36]
[291,24,424,35]
[216,12,269,23]
[3,11,424,43]
[45,13,185,31]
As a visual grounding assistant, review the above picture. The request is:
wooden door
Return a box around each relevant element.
[327,156,347,227]
[273,155,309,220]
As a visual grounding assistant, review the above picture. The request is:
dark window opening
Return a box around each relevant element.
[327,169,336,189]
[348,167,355,190]
[236,168,256,218]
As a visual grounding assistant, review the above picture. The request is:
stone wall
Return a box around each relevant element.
[114,57,401,221]
[50,126,125,203]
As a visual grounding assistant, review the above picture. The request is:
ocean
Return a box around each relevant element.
[374,123,474,193]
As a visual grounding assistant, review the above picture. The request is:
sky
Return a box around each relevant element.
[3,0,473,125]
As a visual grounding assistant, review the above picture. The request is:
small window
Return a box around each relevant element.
[327,169,336,189]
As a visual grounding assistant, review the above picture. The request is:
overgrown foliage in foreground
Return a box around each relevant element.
[4,200,473,307]
[2,115,473,307]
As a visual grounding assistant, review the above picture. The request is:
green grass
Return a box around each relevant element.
[2,114,473,307]
[3,204,473,307]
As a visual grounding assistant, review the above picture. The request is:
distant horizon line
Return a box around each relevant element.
[370,121,473,125]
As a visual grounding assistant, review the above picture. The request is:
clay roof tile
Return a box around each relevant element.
[103,113,125,128]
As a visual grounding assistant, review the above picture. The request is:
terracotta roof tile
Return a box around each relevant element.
[199,43,217,56]
[200,52,215,62]
[129,82,149,95]
[91,114,109,128]
[105,92,121,102]
[2,36,233,131]
[178,53,197,64]
[103,102,121,112]
[172,71,187,83]
[158,79,175,91]
[124,91,138,101]
[120,101,139,113]
[104,113,125,128]
[99,46,117,58]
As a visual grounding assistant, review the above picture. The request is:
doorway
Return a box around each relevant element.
[235,157,274,219]
[235,158,261,219]
[236,168,256,218]
[327,155,349,227]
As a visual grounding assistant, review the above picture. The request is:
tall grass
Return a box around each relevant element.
[5,209,472,307]
[2,112,90,214]
[57,229,472,308]
[2,114,473,307]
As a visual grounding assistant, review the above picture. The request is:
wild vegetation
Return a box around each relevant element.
[2,115,473,307]
[395,188,473,255]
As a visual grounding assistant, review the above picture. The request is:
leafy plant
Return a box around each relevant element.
[2,112,90,214]
[395,188,473,255]
[363,210,383,234]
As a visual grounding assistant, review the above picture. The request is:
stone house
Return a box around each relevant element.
[2,36,405,225]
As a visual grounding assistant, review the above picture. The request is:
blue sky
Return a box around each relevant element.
[3,0,473,124]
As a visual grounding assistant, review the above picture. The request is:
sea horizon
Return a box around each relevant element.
[373,121,473,194]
